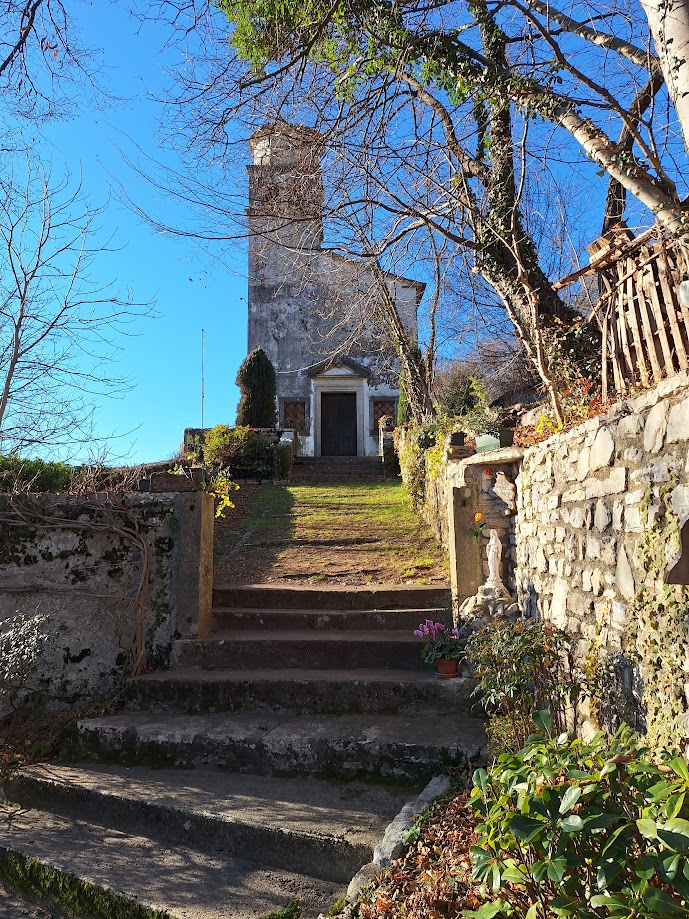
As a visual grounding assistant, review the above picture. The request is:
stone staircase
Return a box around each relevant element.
[0,583,486,919]
[290,456,385,484]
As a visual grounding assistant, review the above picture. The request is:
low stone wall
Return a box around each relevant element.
[0,492,213,706]
[515,372,689,742]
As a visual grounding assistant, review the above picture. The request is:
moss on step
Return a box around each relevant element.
[259,900,302,919]
[0,849,171,918]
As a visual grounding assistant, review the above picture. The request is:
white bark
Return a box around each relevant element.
[639,0,689,152]
[555,104,688,238]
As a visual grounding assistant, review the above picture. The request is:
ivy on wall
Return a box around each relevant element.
[628,484,688,753]
[586,483,689,753]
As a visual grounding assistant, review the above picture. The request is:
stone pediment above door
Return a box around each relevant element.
[308,357,371,379]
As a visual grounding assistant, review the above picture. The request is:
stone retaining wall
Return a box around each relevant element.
[515,373,689,632]
[515,372,689,740]
[0,493,213,707]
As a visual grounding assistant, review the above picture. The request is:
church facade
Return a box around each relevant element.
[246,122,424,457]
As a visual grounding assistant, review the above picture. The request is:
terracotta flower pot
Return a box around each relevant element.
[435,658,459,679]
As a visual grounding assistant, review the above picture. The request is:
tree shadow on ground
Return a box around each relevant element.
[213,485,296,585]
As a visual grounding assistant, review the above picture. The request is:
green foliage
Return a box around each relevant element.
[235,347,277,428]
[627,485,689,753]
[397,360,412,426]
[203,424,275,480]
[272,441,294,480]
[382,440,400,477]
[0,849,171,918]
[0,455,71,493]
[394,427,426,511]
[421,634,464,664]
[466,619,582,755]
[467,721,689,918]
[259,901,302,919]
[435,367,485,418]
[458,379,503,436]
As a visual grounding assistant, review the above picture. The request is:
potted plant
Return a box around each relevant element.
[413,619,465,678]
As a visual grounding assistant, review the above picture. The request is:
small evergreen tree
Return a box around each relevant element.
[236,348,277,427]
[397,365,410,426]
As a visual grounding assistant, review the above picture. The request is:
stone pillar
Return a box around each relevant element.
[174,492,214,638]
[448,483,483,623]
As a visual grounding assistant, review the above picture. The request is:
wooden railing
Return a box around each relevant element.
[555,225,689,401]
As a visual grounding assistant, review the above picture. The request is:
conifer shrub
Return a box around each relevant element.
[236,348,277,428]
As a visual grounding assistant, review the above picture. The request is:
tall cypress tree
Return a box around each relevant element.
[236,348,277,427]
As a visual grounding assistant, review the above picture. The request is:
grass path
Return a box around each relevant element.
[214,481,448,586]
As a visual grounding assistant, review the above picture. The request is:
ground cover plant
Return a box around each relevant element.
[213,481,448,585]
[351,721,689,919]
[469,717,689,918]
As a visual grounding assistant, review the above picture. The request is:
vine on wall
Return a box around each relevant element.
[627,484,689,753]
[584,485,688,752]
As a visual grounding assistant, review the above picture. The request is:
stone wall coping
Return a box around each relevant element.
[447,446,525,487]
[528,372,689,455]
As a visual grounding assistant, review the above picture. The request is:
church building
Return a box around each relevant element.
[246,121,424,456]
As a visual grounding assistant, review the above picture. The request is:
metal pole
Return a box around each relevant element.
[201,327,205,430]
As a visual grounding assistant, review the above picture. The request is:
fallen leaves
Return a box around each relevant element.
[356,792,487,919]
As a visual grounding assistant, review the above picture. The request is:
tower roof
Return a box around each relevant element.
[248,120,324,163]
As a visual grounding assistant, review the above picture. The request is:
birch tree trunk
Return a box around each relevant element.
[639,0,689,152]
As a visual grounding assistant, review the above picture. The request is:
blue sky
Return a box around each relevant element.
[40,3,248,464]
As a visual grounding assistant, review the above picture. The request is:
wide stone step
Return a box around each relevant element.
[70,710,487,781]
[290,477,385,484]
[173,630,426,670]
[294,457,384,465]
[125,668,478,716]
[0,805,341,919]
[212,606,444,632]
[8,764,403,884]
[213,583,450,610]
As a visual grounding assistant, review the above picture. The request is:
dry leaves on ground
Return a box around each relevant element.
[357,793,487,919]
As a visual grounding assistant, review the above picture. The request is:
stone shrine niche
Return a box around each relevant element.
[666,519,689,585]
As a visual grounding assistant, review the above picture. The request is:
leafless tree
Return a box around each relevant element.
[0,0,100,132]
[0,160,151,455]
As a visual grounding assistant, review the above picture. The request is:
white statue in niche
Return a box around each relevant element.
[486,529,504,587]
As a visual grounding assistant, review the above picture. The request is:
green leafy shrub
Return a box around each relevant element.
[203,424,274,480]
[0,456,71,493]
[236,348,277,427]
[468,718,689,918]
[272,441,294,480]
[382,439,400,477]
[466,619,582,755]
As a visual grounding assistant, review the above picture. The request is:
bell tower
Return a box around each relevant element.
[247,121,324,253]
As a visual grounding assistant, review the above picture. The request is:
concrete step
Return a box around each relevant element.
[70,710,487,781]
[213,584,450,611]
[0,804,342,919]
[212,606,445,632]
[7,764,404,884]
[173,630,426,670]
[125,668,478,716]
